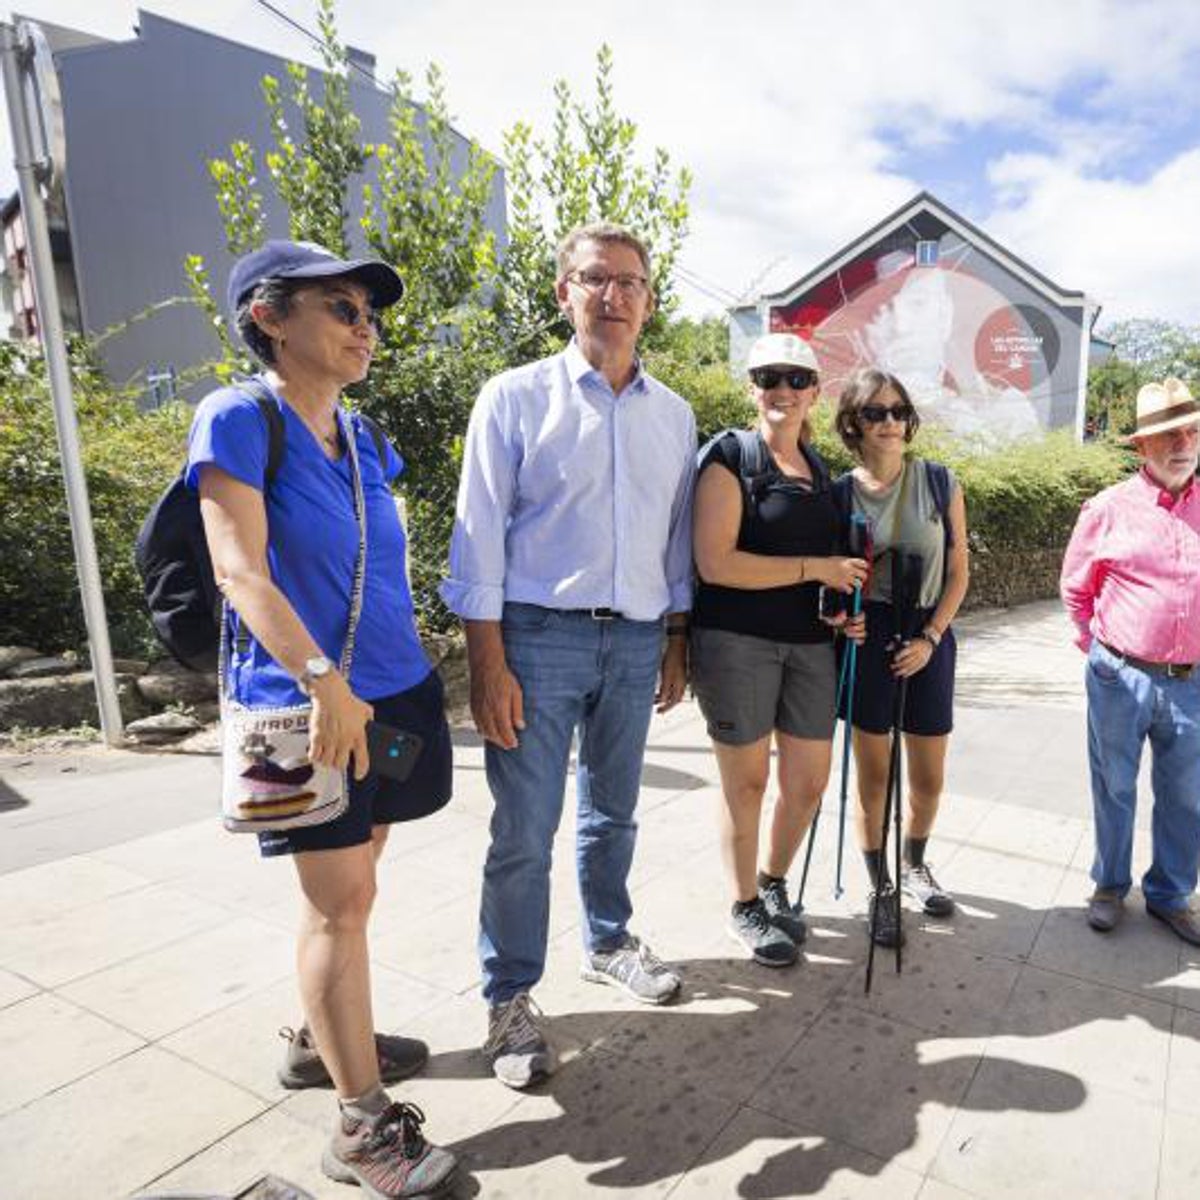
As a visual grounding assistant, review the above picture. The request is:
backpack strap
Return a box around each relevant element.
[922,459,954,549]
[235,375,287,488]
[358,412,390,472]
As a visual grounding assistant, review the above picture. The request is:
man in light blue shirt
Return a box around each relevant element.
[441,222,696,1089]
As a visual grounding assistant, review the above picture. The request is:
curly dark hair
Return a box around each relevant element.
[234,276,308,366]
[835,368,921,455]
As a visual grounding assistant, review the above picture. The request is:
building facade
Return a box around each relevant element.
[732,193,1101,441]
[2,10,505,399]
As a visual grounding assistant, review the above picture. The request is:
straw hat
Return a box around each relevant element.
[1128,377,1200,440]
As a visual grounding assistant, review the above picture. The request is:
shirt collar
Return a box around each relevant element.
[564,337,648,395]
[1139,465,1197,510]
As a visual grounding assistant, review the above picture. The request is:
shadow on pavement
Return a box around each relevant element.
[429,891,1187,1197]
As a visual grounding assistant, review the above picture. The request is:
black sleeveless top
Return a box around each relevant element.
[692,431,839,644]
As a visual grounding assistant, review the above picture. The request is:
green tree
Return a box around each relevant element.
[497,44,692,360]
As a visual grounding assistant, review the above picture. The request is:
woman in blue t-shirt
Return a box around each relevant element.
[188,241,455,1197]
[691,333,868,967]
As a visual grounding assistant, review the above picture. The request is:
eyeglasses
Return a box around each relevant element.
[859,403,914,425]
[323,297,384,335]
[750,367,818,391]
[569,270,650,298]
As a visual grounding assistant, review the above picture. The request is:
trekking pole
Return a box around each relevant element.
[796,634,854,909]
[833,583,863,899]
[865,660,906,993]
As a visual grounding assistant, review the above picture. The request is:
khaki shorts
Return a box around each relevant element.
[690,626,837,746]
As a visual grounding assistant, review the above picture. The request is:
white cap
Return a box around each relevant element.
[746,332,819,373]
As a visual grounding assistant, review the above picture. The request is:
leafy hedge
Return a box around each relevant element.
[0,343,1135,658]
[0,342,190,658]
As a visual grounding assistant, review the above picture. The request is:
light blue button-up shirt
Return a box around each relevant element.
[440,340,697,622]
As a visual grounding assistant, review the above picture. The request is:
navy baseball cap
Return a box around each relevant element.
[226,239,404,314]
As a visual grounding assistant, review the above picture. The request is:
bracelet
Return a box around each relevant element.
[919,627,941,648]
[666,627,689,637]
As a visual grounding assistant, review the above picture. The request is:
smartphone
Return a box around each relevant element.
[818,585,848,620]
[364,720,424,782]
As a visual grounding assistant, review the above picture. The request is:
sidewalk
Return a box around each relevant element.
[0,601,1195,1199]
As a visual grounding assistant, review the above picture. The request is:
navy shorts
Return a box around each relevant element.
[838,601,956,736]
[258,669,452,857]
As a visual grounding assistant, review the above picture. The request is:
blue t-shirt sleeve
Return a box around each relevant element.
[185,389,270,492]
[381,433,404,483]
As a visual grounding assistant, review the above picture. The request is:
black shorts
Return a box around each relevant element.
[838,601,956,737]
[258,669,452,857]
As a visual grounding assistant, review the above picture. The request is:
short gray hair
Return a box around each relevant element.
[555,221,652,282]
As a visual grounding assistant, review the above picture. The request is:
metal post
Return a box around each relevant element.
[1,21,124,744]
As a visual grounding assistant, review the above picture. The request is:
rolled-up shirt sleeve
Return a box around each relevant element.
[1060,498,1105,652]
[664,410,698,614]
[440,380,517,621]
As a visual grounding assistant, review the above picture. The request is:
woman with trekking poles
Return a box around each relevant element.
[690,332,868,966]
[833,367,970,949]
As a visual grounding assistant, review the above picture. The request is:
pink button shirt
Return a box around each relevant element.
[1061,469,1200,662]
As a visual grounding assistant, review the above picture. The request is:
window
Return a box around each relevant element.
[915,240,939,266]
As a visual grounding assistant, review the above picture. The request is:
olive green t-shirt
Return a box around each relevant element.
[851,459,950,608]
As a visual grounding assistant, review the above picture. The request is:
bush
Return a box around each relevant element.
[0,341,189,657]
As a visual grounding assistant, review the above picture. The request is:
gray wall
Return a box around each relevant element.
[54,11,506,398]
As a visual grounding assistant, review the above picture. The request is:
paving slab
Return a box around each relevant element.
[1,600,1198,1198]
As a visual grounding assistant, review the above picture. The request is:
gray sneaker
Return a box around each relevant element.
[322,1100,457,1197]
[484,992,557,1089]
[277,1023,428,1090]
[902,862,955,917]
[730,898,798,967]
[581,934,681,1004]
[757,873,808,944]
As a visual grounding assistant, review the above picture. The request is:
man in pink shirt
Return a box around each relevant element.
[1061,378,1200,943]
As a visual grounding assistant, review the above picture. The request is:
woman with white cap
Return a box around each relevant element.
[691,333,868,965]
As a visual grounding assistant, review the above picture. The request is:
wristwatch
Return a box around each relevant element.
[297,655,335,696]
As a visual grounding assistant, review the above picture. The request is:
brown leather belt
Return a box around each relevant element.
[1099,640,1196,680]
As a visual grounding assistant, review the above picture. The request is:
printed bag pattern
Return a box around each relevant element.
[221,704,346,829]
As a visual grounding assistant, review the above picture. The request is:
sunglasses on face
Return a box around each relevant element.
[859,403,914,425]
[323,297,384,335]
[750,367,818,391]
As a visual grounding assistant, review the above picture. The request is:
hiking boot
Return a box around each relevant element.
[277,1024,428,1090]
[1086,888,1124,933]
[581,934,681,1004]
[484,992,558,1090]
[902,862,956,917]
[867,886,906,948]
[729,898,798,967]
[322,1100,457,1198]
[757,872,808,944]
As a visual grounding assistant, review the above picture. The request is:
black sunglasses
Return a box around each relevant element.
[750,366,818,391]
[324,297,384,335]
[860,403,914,425]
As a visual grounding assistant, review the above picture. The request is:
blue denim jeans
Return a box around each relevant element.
[1086,640,1200,911]
[479,603,663,1004]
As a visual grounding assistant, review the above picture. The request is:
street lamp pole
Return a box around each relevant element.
[0,19,124,744]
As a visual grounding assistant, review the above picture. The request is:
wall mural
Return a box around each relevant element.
[768,229,1072,441]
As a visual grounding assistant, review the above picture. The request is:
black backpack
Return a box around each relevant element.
[698,427,831,513]
[134,377,387,672]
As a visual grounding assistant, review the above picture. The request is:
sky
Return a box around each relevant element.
[4,0,1200,329]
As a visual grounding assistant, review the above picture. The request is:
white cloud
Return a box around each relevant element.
[3,0,1200,324]
[986,148,1200,325]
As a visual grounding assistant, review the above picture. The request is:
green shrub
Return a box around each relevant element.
[0,341,189,657]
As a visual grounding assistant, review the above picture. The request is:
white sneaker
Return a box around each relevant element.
[581,934,681,1004]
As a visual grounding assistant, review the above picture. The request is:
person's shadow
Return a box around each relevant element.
[428,889,1190,1197]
